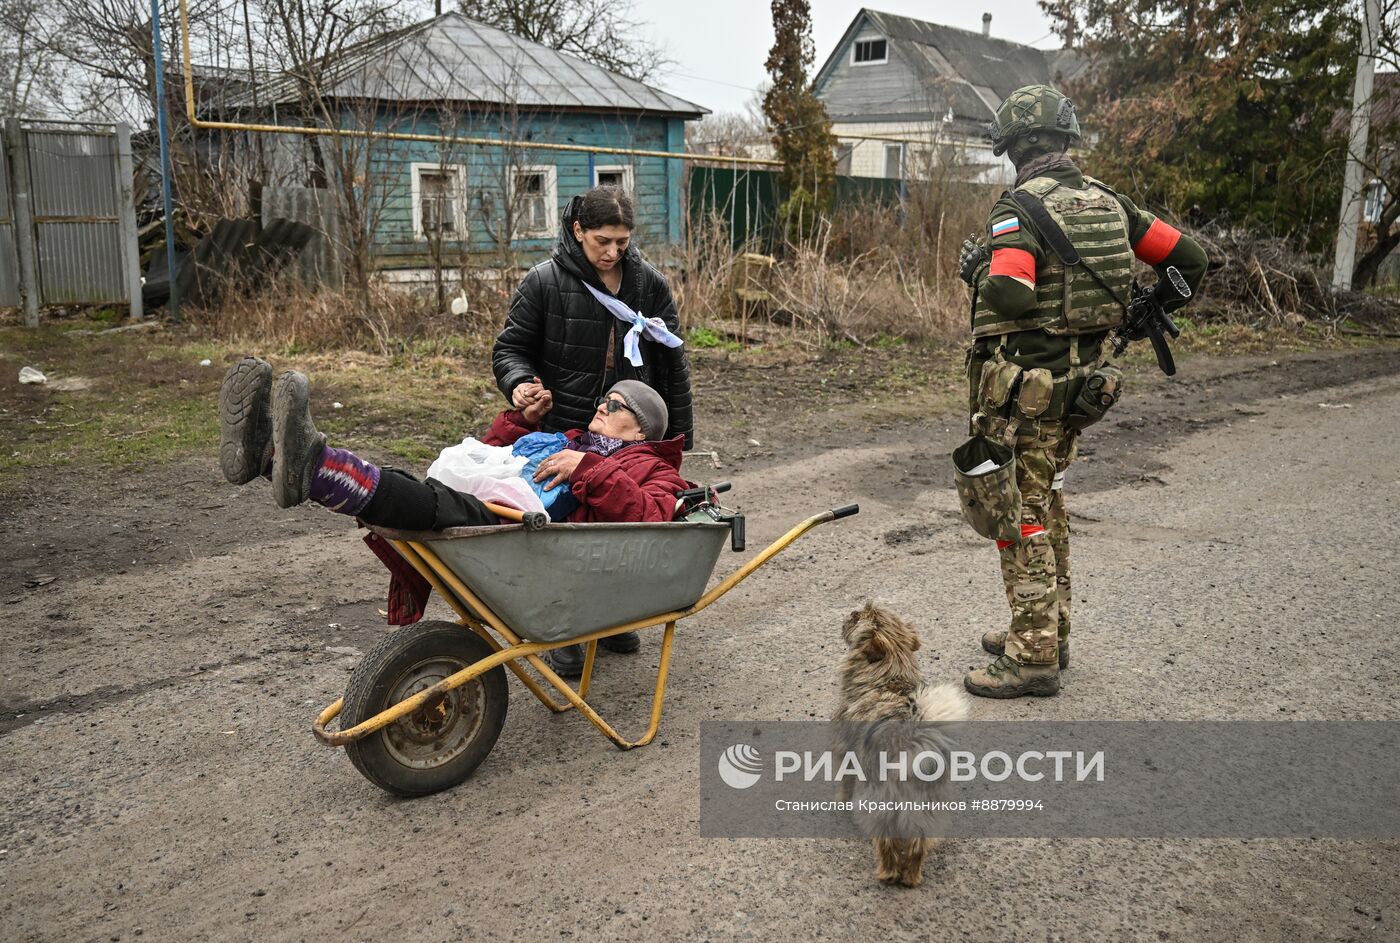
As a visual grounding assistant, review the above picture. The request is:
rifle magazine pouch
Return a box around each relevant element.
[1015,367,1053,419]
[952,435,1022,542]
[978,359,1023,415]
[1068,364,1124,429]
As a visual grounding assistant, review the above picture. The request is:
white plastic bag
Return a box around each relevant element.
[426,437,546,514]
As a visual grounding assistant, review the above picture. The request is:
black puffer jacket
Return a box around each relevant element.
[491,213,694,448]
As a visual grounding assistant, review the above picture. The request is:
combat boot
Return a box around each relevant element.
[964,655,1060,699]
[982,629,1070,669]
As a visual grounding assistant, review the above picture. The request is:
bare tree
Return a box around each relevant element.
[689,109,769,159]
[458,0,669,81]
[0,0,69,117]
[36,0,234,124]
[254,0,411,184]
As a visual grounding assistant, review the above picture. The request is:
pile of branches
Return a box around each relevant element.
[1184,225,1335,324]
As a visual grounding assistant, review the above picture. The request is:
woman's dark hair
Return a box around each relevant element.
[570,185,634,231]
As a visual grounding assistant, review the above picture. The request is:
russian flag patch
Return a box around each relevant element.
[991,217,1021,238]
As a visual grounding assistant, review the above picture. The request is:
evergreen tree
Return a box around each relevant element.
[762,0,835,243]
[1044,0,1355,254]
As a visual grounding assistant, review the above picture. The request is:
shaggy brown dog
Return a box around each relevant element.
[834,602,968,887]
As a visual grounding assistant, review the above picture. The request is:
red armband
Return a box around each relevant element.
[989,247,1036,285]
[1133,219,1181,265]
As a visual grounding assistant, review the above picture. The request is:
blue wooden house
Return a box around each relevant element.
[226,12,706,273]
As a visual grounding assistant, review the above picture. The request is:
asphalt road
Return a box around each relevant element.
[2,348,1397,942]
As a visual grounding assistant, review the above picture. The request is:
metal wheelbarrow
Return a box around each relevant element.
[312,490,859,796]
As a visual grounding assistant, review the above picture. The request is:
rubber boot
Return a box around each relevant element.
[982,628,1069,669]
[271,371,327,509]
[964,655,1060,699]
[219,357,273,485]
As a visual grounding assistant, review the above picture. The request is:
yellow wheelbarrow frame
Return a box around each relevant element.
[312,504,858,752]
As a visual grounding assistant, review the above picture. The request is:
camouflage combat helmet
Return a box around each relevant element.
[990,84,1081,156]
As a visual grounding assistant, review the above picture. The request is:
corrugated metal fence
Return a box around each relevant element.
[688,167,903,251]
[0,133,17,308]
[0,118,142,326]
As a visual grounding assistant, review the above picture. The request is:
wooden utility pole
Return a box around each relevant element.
[1331,0,1381,293]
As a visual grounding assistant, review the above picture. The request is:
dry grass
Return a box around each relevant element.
[171,190,1399,359]
[180,164,991,353]
[184,273,508,356]
[675,192,983,347]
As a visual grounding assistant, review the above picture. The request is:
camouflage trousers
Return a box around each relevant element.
[992,422,1077,665]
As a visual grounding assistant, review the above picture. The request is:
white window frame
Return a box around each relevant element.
[410,162,467,241]
[851,37,888,66]
[592,164,634,194]
[508,164,559,239]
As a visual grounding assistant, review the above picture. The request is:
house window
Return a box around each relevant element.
[593,164,634,194]
[852,38,887,65]
[510,165,558,238]
[412,163,466,240]
[1364,179,1386,224]
[884,144,904,180]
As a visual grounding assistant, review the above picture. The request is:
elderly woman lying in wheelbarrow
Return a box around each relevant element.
[218,356,688,675]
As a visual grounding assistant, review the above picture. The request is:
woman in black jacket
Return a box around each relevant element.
[491,186,693,449]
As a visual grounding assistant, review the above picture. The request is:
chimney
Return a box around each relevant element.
[982,13,992,36]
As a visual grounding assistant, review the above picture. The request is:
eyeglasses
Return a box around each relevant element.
[595,395,635,416]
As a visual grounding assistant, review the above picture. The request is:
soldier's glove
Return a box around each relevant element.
[958,239,988,286]
[1120,292,1161,341]
[1118,317,1152,342]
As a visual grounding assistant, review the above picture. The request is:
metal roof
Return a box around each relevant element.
[816,9,1082,124]
[228,12,707,118]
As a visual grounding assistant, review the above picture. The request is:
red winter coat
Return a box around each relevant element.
[483,410,690,523]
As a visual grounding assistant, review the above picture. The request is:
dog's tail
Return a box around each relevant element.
[913,682,970,724]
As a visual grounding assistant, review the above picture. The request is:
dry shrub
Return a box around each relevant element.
[677,204,979,346]
[677,167,994,346]
[187,166,998,355]
[1186,225,1335,324]
[828,179,992,289]
[1149,223,1400,330]
[670,212,744,328]
[768,221,965,343]
[186,270,508,355]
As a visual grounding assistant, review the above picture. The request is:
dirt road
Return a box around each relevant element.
[3,347,1398,942]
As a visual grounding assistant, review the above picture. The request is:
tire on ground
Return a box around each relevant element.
[341,620,507,797]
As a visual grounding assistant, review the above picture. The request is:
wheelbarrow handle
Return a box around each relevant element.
[828,503,860,520]
[484,501,549,531]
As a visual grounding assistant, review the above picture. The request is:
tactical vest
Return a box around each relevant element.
[973,175,1133,339]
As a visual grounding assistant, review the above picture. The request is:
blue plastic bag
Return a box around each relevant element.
[512,432,580,521]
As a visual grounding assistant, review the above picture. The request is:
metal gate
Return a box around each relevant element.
[0,118,142,326]
[0,131,16,308]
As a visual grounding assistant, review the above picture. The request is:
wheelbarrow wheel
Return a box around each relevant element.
[341,621,507,797]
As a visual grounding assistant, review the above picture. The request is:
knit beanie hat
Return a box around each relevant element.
[608,380,668,441]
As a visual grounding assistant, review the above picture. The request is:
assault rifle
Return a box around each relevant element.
[1111,265,1190,377]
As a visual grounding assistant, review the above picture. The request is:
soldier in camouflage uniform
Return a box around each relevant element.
[958,85,1208,698]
